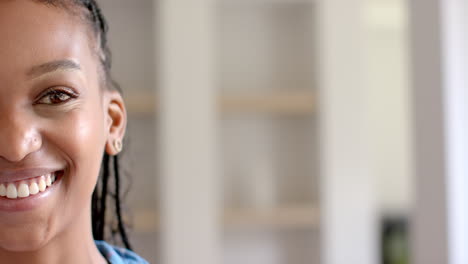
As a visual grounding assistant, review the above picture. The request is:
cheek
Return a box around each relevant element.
[43,105,107,200]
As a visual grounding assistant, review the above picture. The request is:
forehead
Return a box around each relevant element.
[0,0,94,81]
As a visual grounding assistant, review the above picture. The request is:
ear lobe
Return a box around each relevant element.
[104,90,127,155]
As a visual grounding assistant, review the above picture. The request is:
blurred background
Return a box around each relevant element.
[97,0,468,264]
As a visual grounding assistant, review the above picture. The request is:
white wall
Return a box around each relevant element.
[319,0,412,263]
[365,0,412,215]
[318,0,378,263]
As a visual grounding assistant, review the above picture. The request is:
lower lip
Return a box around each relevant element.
[0,172,63,212]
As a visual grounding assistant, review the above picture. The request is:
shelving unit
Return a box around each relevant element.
[217,1,319,264]
[105,0,320,263]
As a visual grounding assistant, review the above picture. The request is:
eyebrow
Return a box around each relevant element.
[28,59,82,78]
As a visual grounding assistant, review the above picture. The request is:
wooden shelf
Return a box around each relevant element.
[223,205,320,231]
[130,205,319,233]
[220,0,315,4]
[221,92,316,115]
[125,91,316,115]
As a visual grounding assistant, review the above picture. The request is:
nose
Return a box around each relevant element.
[0,113,42,162]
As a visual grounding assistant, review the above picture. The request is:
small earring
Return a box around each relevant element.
[113,139,123,153]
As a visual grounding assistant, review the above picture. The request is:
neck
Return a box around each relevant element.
[0,210,106,264]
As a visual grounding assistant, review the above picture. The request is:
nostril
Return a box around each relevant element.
[31,135,42,148]
[0,130,42,163]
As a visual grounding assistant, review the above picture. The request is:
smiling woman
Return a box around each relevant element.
[0,0,148,263]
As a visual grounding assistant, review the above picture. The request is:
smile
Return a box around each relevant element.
[0,172,60,199]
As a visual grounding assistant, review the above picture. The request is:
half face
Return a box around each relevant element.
[0,0,115,251]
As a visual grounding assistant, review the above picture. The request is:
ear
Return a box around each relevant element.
[104,90,127,155]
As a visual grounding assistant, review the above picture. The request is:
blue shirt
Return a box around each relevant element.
[95,240,149,264]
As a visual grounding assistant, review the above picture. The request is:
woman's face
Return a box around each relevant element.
[0,0,125,251]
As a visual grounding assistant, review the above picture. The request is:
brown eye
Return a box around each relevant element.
[36,88,78,105]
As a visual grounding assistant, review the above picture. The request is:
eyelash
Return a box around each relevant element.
[36,87,79,105]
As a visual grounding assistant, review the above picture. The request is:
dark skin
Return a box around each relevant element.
[0,0,126,263]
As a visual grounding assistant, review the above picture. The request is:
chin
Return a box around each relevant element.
[0,225,51,252]
[0,240,46,253]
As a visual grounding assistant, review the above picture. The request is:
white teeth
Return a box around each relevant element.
[0,184,6,197]
[29,182,39,195]
[0,173,59,199]
[6,184,17,199]
[17,183,30,198]
[46,174,52,187]
[38,178,46,192]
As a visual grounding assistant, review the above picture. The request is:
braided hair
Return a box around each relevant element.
[35,0,132,250]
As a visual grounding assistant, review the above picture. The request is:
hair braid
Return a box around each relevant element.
[81,0,132,248]
[113,155,132,250]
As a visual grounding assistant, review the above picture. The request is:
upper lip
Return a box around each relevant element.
[0,168,61,183]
